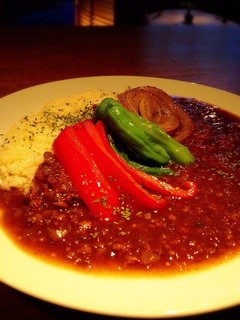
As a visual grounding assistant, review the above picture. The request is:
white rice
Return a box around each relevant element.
[0,89,117,192]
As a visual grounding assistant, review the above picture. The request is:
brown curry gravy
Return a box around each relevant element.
[0,98,240,275]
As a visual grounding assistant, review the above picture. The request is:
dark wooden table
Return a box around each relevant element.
[0,24,240,320]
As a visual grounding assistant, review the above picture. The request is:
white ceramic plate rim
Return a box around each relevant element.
[0,76,240,318]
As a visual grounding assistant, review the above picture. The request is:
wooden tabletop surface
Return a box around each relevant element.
[0,24,240,98]
[0,24,240,320]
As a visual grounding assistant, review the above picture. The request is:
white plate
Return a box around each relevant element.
[0,76,240,318]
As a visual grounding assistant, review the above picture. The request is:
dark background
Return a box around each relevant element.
[1,0,240,27]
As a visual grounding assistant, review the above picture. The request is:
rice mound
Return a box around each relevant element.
[0,89,117,192]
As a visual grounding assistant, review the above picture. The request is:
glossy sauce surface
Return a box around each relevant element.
[1,98,240,274]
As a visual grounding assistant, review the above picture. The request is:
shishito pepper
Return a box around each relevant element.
[95,98,170,165]
[95,121,197,199]
[53,125,120,222]
[107,133,175,176]
[128,111,195,165]
[95,98,195,165]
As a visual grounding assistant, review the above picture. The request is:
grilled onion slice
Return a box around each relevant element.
[118,86,194,142]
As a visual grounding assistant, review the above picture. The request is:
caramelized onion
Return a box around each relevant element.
[118,86,194,142]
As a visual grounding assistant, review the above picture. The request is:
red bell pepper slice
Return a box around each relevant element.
[95,120,197,199]
[53,126,120,222]
[74,120,167,210]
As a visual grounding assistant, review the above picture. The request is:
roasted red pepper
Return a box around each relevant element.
[53,119,197,222]
[53,125,120,222]
[74,120,167,210]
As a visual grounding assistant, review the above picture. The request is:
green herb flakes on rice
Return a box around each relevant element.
[0,89,117,192]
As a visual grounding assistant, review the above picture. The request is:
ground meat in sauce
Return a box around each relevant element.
[1,98,240,274]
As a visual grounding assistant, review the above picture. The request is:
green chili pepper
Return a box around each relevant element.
[96,98,195,166]
[96,98,170,165]
[108,133,175,176]
[128,112,195,165]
